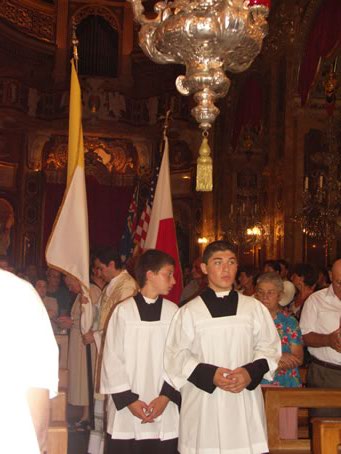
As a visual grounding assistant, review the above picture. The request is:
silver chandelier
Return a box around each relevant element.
[128,0,270,191]
[128,0,270,131]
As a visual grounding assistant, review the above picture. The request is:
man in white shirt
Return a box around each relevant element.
[0,270,59,454]
[300,258,341,416]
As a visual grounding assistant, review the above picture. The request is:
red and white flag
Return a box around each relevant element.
[144,136,183,304]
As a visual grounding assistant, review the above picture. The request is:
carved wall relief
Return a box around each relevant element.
[0,0,55,43]
[42,134,149,186]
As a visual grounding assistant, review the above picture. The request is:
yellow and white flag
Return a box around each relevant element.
[46,60,92,332]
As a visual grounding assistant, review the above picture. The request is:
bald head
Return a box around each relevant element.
[332,259,341,299]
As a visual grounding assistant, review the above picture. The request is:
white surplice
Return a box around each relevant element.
[100,296,179,441]
[164,292,281,454]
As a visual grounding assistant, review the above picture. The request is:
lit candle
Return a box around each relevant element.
[304,176,309,190]
[319,175,323,189]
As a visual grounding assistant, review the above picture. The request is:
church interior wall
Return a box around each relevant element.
[0,0,340,273]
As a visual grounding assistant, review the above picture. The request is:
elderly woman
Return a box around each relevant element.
[255,272,304,439]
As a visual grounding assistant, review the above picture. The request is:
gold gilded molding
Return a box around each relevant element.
[43,135,139,185]
[73,5,121,32]
[0,0,55,43]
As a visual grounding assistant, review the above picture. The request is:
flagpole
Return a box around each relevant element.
[71,25,94,430]
[162,109,172,139]
[72,21,79,73]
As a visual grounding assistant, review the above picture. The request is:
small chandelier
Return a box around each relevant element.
[128,0,271,190]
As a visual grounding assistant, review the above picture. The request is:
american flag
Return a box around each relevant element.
[133,152,162,251]
[119,184,139,263]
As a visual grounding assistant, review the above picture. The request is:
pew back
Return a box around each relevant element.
[312,418,341,454]
[263,388,341,453]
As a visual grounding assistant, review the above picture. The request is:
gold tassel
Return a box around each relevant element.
[196,135,213,191]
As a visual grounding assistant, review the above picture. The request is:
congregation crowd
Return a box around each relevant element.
[1,241,341,454]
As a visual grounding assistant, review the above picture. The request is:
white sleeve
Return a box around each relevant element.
[252,302,282,381]
[23,285,59,398]
[164,306,200,390]
[100,305,131,394]
[300,295,317,335]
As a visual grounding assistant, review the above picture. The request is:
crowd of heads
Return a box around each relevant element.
[0,240,340,312]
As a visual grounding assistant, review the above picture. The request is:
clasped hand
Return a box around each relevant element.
[128,396,170,424]
[213,367,251,393]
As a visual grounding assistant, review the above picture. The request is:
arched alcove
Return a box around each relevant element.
[77,14,119,77]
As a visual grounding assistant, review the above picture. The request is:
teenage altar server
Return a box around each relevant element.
[101,249,180,454]
[164,240,281,454]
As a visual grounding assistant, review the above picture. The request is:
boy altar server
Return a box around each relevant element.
[101,249,180,454]
[164,241,281,454]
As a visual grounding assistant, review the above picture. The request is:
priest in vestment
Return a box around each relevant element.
[86,246,138,454]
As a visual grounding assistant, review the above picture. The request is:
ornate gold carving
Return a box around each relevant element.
[45,144,67,171]
[43,136,139,185]
[73,5,121,32]
[85,137,137,175]
[0,0,55,42]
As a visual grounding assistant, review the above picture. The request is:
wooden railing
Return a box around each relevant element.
[263,388,341,453]
[47,335,69,454]
[312,418,341,454]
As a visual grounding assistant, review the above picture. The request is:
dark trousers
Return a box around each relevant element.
[106,435,179,454]
[308,361,341,418]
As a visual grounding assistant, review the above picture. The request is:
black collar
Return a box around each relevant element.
[200,287,239,318]
[134,292,163,321]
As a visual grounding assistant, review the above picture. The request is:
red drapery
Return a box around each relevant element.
[298,0,341,106]
[231,74,263,150]
[43,175,133,259]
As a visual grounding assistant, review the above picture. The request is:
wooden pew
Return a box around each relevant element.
[312,418,341,454]
[47,389,68,454]
[47,337,69,454]
[47,422,68,454]
[50,390,67,423]
[263,388,341,454]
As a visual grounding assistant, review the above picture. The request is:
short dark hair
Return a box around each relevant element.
[277,259,289,270]
[95,246,122,269]
[202,240,237,264]
[134,249,175,288]
[317,265,331,285]
[264,259,281,273]
[292,263,318,288]
[238,265,256,277]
